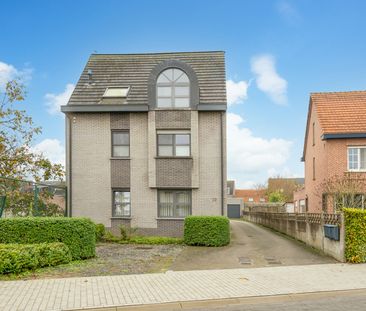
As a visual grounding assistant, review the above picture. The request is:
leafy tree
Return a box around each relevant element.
[0,79,64,181]
[268,190,286,203]
[0,79,65,216]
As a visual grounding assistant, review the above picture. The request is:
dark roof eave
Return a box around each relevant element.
[61,104,149,113]
[322,133,366,140]
[197,104,226,111]
[61,103,227,113]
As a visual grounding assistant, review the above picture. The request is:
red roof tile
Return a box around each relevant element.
[311,91,366,134]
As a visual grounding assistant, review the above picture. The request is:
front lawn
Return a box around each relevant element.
[0,242,184,280]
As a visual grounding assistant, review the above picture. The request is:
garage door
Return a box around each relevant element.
[227,204,241,218]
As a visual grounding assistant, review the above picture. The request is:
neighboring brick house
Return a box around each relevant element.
[294,91,366,213]
[61,51,227,237]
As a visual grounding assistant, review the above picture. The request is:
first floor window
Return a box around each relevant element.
[158,190,191,218]
[112,190,131,217]
[348,147,366,171]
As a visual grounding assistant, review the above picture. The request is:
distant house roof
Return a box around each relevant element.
[66,51,226,108]
[234,189,267,202]
[303,91,366,160]
[268,177,304,185]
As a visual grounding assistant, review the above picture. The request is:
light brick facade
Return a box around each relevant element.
[63,52,227,236]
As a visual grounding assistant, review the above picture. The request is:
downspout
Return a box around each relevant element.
[68,115,72,217]
[221,112,224,216]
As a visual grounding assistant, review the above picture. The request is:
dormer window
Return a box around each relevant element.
[103,87,130,98]
[156,68,190,108]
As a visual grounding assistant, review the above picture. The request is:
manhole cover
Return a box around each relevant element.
[265,256,282,265]
[238,257,252,265]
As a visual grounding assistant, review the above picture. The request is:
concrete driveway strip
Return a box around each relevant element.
[172,220,335,271]
[1,264,366,311]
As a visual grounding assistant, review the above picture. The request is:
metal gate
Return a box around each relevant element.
[227,204,241,218]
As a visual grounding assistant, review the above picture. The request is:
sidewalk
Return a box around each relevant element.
[1,263,366,311]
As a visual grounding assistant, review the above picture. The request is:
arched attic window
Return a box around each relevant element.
[156,68,190,108]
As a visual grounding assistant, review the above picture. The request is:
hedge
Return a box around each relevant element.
[344,208,366,263]
[0,243,72,274]
[184,216,230,246]
[0,217,96,260]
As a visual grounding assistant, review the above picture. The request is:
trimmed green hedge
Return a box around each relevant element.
[128,236,184,245]
[344,208,366,263]
[184,216,230,246]
[0,217,96,260]
[0,243,72,274]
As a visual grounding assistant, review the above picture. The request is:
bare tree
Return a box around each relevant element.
[315,173,366,213]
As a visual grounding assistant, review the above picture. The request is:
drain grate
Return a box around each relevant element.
[265,256,282,265]
[238,257,252,265]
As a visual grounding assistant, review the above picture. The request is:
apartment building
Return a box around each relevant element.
[61,51,227,236]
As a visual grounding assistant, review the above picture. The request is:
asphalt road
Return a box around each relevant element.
[183,289,366,311]
[171,220,336,270]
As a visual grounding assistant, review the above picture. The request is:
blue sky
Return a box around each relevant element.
[1,0,366,187]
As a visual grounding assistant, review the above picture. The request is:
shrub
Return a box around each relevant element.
[344,208,366,263]
[0,242,72,274]
[0,217,96,259]
[129,236,184,245]
[95,223,106,242]
[119,225,138,240]
[184,216,230,246]
[104,231,121,243]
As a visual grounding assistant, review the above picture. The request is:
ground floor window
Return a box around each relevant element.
[112,190,131,217]
[158,190,191,218]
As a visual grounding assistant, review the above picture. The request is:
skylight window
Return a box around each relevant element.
[103,87,130,98]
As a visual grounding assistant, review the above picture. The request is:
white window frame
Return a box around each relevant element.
[156,68,190,108]
[103,86,130,98]
[347,146,366,172]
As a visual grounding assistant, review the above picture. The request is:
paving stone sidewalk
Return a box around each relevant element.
[1,263,366,311]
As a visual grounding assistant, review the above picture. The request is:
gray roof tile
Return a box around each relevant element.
[68,51,227,106]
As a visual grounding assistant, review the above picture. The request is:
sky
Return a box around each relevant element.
[1,0,366,188]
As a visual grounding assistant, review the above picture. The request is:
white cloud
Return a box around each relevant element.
[267,166,296,178]
[0,61,32,90]
[0,62,17,89]
[227,112,292,187]
[251,54,288,105]
[45,83,75,116]
[226,79,249,105]
[32,139,65,166]
[276,0,301,24]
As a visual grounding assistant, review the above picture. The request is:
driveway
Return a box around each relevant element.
[171,220,336,270]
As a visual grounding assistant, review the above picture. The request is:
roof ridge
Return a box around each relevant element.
[311,90,366,95]
[90,51,225,56]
